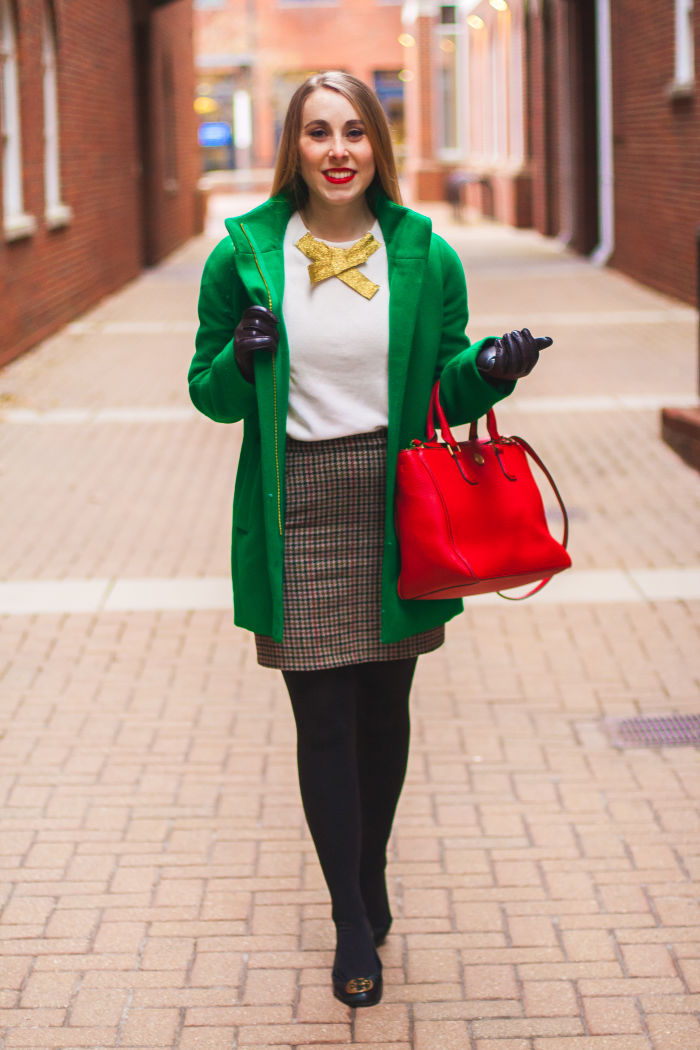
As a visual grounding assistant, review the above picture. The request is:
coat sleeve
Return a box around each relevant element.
[432,236,515,426]
[188,237,258,424]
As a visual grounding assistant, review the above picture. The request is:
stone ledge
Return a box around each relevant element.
[661,404,700,472]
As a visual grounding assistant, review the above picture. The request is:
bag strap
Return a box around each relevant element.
[497,433,570,600]
[428,381,570,601]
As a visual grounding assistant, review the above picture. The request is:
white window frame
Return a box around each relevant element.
[490,15,504,162]
[42,4,71,227]
[674,0,695,88]
[508,1,524,164]
[1,0,36,239]
[435,21,464,159]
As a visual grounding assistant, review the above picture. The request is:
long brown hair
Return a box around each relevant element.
[271,72,402,210]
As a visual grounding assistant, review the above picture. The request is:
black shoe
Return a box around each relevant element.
[372,920,392,947]
[332,969,383,1008]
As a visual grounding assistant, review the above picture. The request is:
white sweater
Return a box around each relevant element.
[283,212,390,441]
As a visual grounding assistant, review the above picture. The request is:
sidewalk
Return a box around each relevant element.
[0,193,699,1050]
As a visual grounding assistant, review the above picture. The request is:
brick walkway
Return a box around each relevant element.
[1,194,699,1049]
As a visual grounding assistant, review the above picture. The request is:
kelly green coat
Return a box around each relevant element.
[189,192,514,643]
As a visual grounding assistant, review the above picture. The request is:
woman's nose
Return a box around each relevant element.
[328,134,348,159]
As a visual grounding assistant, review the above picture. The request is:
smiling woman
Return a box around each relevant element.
[271,70,402,221]
[189,69,552,1013]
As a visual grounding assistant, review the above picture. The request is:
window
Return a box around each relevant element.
[1,0,35,238]
[508,2,524,162]
[42,3,70,226]
[674,0,695,87]
[463,3,523,166]
[436,22,461,153]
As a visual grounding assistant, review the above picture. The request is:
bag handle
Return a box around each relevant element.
[427,381,502,445]
[426,381,457,445]
[469,410,501,443]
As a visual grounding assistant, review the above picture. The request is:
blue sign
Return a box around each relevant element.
[199,121,232,148]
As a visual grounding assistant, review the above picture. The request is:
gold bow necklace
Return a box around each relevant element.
[296,231,381,300]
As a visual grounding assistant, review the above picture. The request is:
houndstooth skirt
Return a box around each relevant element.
[255,428,445,670]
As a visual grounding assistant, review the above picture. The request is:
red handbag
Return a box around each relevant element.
[395,382,571,600]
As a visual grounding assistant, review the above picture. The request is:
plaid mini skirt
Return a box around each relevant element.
[255,428,445,670]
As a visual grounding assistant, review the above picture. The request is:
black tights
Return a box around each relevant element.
[283,657,416,977]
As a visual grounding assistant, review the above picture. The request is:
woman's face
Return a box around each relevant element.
[297,88,376,214]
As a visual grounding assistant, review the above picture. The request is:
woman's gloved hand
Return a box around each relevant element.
[477,328,553,381]
[234,305,280,383]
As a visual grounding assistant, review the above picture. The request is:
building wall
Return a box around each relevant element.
[408,0,699,308]
[0,0,199,368]
[147,2,201,261]
[526,0,556,236]
[195,0,405,176]
[610,0,699,305]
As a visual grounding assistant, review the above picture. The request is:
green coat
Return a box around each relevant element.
[189,192,514,643]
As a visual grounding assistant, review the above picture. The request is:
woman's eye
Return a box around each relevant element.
[347,128,365,140]
[309,128,327,139]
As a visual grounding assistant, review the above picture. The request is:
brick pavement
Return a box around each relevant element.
[0,194,699,1049]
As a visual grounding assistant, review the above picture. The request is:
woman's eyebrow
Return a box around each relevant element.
[302,119,366,130]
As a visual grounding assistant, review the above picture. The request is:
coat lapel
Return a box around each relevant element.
[224,196,290,316]
[375,196,432,466]
[226,198,292,624]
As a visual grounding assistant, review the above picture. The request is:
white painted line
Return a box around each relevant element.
[3,408,93,424]
[96,407,197,423]
[510,394,697,413]
[103,577,231,612]
[1,570,699,616]
[468,570,643,605]
[629,568,700,602]
[66,321,197,335]
[0,579,111,614]
[2,406,198,424]
[476,309,697,326]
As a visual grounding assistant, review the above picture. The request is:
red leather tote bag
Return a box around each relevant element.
[395,382,571,600]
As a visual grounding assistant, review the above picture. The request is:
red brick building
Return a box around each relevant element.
[1,0,200,367]
[194,0,406,176]
[608,0,698,306]
[405,0,699,307]
[402,0,530,222]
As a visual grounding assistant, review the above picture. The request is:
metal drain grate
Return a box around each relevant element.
[607,714,700,749]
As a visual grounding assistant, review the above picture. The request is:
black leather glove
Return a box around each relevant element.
[477,328,553,381]
[234,305,279,383]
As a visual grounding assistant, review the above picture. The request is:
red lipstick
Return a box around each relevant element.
[323,169,355,184]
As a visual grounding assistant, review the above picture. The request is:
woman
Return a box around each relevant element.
[189,72,551,1008]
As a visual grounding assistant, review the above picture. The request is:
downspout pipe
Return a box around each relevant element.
[591,0,614,265]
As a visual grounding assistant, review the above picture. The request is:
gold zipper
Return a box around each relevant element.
[240,223,282,536]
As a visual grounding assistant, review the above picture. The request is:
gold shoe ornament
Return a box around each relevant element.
[344,976,375,994]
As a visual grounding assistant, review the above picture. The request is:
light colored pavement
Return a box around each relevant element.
[0,192,699,1050]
